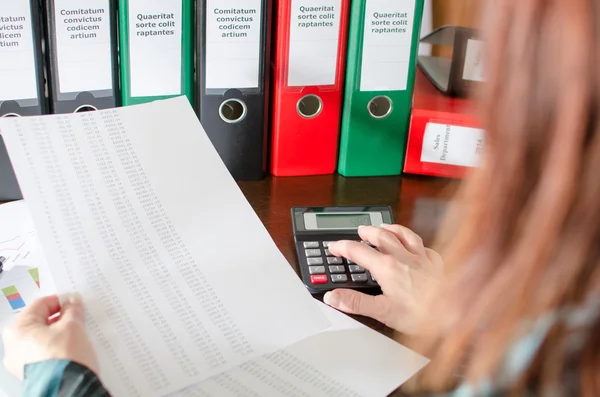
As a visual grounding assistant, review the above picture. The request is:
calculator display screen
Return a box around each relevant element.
[315,213,372,229]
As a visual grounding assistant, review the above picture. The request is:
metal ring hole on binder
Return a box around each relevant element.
[367,96,393,119]
[1,113,21,118]
[75,105,99,113]
[219,99,247,124]
[297,95,323,119]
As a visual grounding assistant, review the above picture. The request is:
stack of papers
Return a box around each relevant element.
[0,98,427,397]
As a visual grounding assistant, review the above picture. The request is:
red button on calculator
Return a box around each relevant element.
[310,275,328,285]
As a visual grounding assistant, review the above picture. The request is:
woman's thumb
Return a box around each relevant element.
[324,289,387,323]
[59,294,85,326]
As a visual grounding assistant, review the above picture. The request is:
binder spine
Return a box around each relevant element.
[270,0,350,177]
[338,0,425,177]
[197,0,272,181]
[44,0,120,114]
[404,109,482,179]
[0,0,47,118]
[0,0,47,200]
[119,0,194,106]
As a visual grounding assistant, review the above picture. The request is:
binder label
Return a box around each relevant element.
[288,0,343,87]
[360,0,416,91]
[0,0,38,102]
[53,0,114,94]
[205,0,263,90]
[128,0,183,97]
[421,123,485,168]
[463,39,485,82]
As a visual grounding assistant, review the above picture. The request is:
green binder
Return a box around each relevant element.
[338,0,424,177]
[118,0,194,106]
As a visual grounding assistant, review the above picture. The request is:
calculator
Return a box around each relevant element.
[291,206,394,294]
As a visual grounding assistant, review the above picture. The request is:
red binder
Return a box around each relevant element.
[404,69,484,179]
[270,0,350,176]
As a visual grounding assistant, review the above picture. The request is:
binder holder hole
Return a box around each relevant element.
[219,99,247,124]
[1,113,21,118]
[297,95,322,119]
[75,105,98,113]
[367,96,393,119]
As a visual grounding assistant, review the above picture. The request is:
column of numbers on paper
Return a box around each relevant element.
[98,111,226,372]
[102,113,253,358]
[65,113,172,389]
[25,116,137,396]
[96,111,217,376]
[262,351,362,397]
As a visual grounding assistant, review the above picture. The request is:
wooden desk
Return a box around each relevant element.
[239,174,459,336]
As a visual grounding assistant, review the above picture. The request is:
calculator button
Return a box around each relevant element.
[307,257,324,266]
[351,274,368,283]
[323,241,336,248]
[348,265,365,273]
[310,274,328,285]
[305,249,321,257]
[303,241,319,249]
[308,266,326,275]
[346,258,356,265]
[331,274,348,283]
[327,257,343,265]
[324,249,332,256]
[328,265,345,274]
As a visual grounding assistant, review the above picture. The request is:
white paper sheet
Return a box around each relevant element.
[421,122,485,168]
[462,39,485,82]
[53,0,114,94]
[0,0,38,102]
[0,97,330,397]
[172,303,429,397]
[129,0,183,97]
[205,0,263,90]
[288,0,342,87]
[0,200,54,397]
[360,0,417,92]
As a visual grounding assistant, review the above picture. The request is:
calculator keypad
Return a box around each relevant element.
[310,274,328,284]
[305,249,321,257]
[298,240,379,291]
[331,274,348,283]
[307,257,324,266]
[309,266,326,275]
[327,257,343,265]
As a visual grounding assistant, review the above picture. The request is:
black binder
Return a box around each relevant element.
[0,0,47,200]
[43,0,120,113]
[196,0,272,181]
[417,25,483,98]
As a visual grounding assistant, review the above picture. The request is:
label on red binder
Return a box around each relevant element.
[288,0,343,87]
[0,0,38,101]
[205,0,263,90]
[128,0,183,97]
[462,39,485,82]
[421,123,485,168]
[54,0,113,94]
[360,0,416,91]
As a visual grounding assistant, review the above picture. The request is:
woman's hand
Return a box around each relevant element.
[324,224,443,334]
[2,294,98,379]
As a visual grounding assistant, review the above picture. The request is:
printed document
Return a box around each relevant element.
[172,303,429,397]
[0,98,330,396]
[0,200,53,397]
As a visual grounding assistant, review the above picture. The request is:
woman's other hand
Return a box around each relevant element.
[2,294,98,379]
[325,224,443,334]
